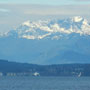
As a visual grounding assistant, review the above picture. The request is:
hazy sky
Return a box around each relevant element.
[0,0,90,32]
[0,0,90,5]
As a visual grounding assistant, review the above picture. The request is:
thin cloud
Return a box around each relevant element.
[0,4,90,32]
[0,8,10,13]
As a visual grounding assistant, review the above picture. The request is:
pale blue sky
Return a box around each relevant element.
[0,0,90,5]
[0,0,90,32]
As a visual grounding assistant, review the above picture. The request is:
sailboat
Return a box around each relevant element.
[78,72,82,77]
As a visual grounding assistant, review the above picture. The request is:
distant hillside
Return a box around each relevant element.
[0,16,90,64]
[0,60,90,76]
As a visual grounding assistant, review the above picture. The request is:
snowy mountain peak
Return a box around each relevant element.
[71,16,83,22]
[0,16,90,40]
[22,20,31,26]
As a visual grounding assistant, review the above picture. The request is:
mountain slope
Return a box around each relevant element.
[0,16,90,64]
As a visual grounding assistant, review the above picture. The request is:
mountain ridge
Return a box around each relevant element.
[0,16,90,64]
[0,16,90,40]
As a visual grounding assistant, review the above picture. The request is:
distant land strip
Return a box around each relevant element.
[0,59,90,77]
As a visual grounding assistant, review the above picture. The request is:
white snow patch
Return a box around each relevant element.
[73,16,83,22]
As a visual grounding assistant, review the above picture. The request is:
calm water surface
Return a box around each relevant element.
[0,76,90,90]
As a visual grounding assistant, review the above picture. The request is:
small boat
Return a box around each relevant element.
[33,72,40,76]
[78,72,82,77]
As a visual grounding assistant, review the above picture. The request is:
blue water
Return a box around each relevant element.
[0,76,90,90]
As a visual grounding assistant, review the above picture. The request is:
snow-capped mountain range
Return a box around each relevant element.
[0,16,90,40]
[0,16,90,64]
